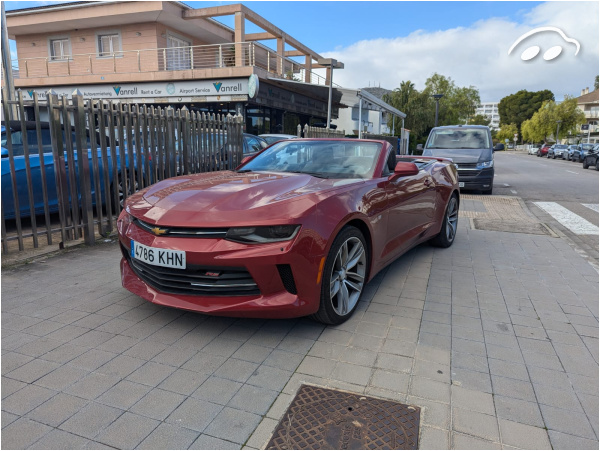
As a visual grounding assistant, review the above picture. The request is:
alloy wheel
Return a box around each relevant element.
[445,196,459,242]
[329,237,366,316]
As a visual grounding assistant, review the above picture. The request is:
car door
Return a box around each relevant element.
[384,159,437,260]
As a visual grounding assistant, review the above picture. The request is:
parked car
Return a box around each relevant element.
[117,139,459,324]
[582,144,599,171]
[563,145,578,160]
[528,146,540,155]
[547,144,568,159]
[572,143,596,162]
[243,133,269,154]
[420,125,498,194]
[1,120,140,219]
[537,145,550,157]
[259,134,298,145]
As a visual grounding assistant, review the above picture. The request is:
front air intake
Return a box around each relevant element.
[277,264,298,295]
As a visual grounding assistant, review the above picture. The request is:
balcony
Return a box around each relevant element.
[12,41,330,87]
[583,110,599,119]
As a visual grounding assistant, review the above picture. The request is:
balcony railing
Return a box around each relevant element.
[13,41,335,87]
[583,110,599,119]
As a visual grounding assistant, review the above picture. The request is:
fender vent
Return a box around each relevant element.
[277,264,297,295]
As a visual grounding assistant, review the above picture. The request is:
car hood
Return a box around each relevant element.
[423,148,493,163]
[128,171,363,226]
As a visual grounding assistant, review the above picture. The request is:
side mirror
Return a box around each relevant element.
[416,144,424,151]
[494,143,504,151]
[392,162,419,178]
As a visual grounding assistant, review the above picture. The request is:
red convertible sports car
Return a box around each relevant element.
[117,139,459,324]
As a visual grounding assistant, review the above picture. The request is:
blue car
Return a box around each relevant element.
[1,120,146,219]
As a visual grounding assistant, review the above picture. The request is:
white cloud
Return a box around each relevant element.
[322,2,598,101]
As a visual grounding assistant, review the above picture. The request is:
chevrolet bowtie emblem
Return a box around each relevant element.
[151,227,168,236]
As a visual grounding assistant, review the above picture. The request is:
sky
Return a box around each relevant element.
[5,1,599,101]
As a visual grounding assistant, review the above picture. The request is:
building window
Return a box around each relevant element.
[98,33,120,57]
[166,34,191,70]
[49,38,70,61]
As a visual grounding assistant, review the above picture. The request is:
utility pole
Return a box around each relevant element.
[1,2,16,120]
[433,94,443,127]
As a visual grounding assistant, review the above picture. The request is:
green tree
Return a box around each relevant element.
[525,97,586,142]
[423,73,480,125]
[383,81,434,147]
[595,75,599,91]
[468,114,491,126]
[498,89,555,134]
[496,123,518,143]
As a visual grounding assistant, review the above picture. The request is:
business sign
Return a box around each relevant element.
[22,79,250,102]
[581,124,589,131]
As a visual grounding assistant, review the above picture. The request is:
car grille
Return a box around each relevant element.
[124,246,259,296]
[277,264,298,295]
[455,162,478,169]
[134,218,228,238]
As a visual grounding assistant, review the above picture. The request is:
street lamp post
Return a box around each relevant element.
[317,58,344,129]
[433,94,444,127]
[556,120,562,144]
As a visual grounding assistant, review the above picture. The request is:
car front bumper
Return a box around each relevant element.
[457,168,494,191]
[118,220,323,318]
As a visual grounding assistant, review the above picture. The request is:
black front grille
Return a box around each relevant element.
[277,264,297,295]
[124,246,259,296]
[134,218,228,238]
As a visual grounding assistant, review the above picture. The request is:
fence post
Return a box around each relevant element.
[181,106,191,175]
[72,90,95,245]
[166,107,176,178]
[47,90,69,245]
[297,124,301,138]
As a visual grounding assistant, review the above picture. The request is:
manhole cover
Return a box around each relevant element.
[266,385,420,450]
[471,219,553,236]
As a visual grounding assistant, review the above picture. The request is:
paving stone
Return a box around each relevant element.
[5,359,60,383]
[231,343,272,364]
[190,434,241,450]
[407,395,450,429]
[451,385,495,415]
[486,344,524,364]
[493,395,544,427]
[64,372,120,400]
[330,362,372,386]
[193,376,242,405]
[340,346,379,366]
[419,426,449,449]
[534,384,584,412]
[203,407,262,444]
[39,343,90,364]
[410,377,450,403]
[29,392,89,427]
[452,407,499,441]
[296,356,336,378]
[2,384,57,416]
[137,422,200,449]
[452,351,489,373]
[96,380,152,410]
[540,404,597,440]
[548,430,600,450]
[157,368,209,396]
[413,359,450,383]
[375,353,413,373]
[246,417,279,449]
[34,364,89,391]
[165,397,222,432]
[348,333,385,351]
[246,365,293,391]
[228,384,279,415]
[487,358,529,381]
[126,361,177,387]
[29,428,90,449]
[68,349,118,372]
[181,351,228,374]
[568,373,598,396]
[451,337,487,356]
[1,411,19,429]
[452,432,501,449]
[59,402,123,440]
[370,369,409,393]
[381,338,417,357]
[1,418,52,449]
[1,377,27,399]
[130,388,186,421]
[95,411,160,449]
[152,345,197,367]
[498,419,551,449]
[262,349,304,371]
[491,375,536,402]
[451,368,492,393]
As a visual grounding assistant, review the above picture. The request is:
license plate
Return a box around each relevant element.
[459,182,465,188]
[131,240,186,269]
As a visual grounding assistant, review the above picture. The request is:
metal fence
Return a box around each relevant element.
[1,88,244,254]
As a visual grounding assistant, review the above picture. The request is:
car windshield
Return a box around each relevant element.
[582,144,595,150]
[426,129,491,150]
[238,140,382,179]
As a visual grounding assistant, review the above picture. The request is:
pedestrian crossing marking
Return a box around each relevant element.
[582,204,599,213]
[534,202,599,235]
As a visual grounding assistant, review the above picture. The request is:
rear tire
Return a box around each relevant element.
[430,193,459,248]
[312,226,368,325]
[596,159,599,171]
[583,159,589,169]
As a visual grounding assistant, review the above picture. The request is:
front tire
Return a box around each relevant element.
[312,226,368,325]
[430,193,459,248]
[583,159,589,169]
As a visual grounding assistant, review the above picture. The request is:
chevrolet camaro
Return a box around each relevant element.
[117,139,459,324]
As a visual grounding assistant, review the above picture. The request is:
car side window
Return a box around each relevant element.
[245,137,262,153]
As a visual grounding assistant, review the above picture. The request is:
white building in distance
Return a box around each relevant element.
[475,102,500,130]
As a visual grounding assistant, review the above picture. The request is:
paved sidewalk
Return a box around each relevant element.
[2,209,598,449]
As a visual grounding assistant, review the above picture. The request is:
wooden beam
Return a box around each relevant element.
[182,4,242,19]
[245,32,276,41]
[284,50,305,57]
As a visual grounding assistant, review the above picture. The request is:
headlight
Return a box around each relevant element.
[226,225,300,243]
[117,211,134,235]
[477,160,494,169]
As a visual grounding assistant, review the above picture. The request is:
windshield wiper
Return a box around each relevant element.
[286,170,328,179]
[236,169,253,173]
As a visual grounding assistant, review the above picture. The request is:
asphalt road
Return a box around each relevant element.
[492,151,599,263]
